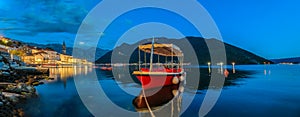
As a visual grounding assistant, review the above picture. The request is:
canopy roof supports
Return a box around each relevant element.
[138,44,183,57]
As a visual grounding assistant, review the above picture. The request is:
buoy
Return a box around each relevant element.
[224,69,229,78]
[179,75,185,81]
[172,76,179,84]
[172,90,179,97]
[179,86,184,93]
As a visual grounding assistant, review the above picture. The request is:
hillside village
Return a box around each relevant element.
[0,36,91,67]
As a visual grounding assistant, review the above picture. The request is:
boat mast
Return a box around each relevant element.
[171,44,174,72]
[149,37,155,72]
[181,55,184,68]
[138,45,141,71]
[158,54,160,64]
[143,51,146,68]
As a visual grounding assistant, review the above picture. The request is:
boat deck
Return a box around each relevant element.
[133,68,184,75]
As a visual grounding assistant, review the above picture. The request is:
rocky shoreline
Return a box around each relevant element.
[0,84,35,116]
[0,58,49,117]
[0,70,49,116]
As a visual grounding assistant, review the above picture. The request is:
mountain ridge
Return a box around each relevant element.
[95,37,272,65]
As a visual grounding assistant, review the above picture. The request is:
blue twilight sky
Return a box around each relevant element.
[0,0,299,59]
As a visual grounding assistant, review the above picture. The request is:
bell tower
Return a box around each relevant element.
[62,41,66,54]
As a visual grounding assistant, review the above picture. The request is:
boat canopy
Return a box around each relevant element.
[138,44,183,57]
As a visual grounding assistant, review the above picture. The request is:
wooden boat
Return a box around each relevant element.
[133,38,185,89]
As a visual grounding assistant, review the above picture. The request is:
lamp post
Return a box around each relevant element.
[220,62,224,74]
[232,62,236,73]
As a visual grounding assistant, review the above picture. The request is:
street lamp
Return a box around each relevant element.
[220,62,224,74]
[232,62,236,73]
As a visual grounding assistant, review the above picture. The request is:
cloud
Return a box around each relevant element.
[19,1,89,34]
[0,0,101,45]
[1,1,89,33]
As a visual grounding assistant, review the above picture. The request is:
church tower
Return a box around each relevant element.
[62,41,66,54]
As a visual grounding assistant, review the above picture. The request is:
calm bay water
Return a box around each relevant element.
[22,65,300,117]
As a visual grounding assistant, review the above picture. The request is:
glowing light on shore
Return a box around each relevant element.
[232,62,236,73]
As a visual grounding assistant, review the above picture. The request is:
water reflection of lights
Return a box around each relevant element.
[48,66,93,85]
[216,62,224,74]
[264,64,272,76]
[85,65,88,75]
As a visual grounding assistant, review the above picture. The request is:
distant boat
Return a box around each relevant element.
[133,38,185,89]
[100,65,112,71]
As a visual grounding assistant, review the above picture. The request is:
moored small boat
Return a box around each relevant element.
[100,66,112,71]
[133,38,185,89]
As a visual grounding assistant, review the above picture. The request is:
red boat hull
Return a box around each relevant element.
[134,68,184,89]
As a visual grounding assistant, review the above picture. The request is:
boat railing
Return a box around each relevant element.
[139,63,181,67]
[138,63,182,73]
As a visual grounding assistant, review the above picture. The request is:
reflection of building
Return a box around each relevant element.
[47,67,93,88]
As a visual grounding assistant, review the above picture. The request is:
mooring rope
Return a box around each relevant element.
[141,85,156,117]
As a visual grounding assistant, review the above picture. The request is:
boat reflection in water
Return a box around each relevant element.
[133,84,184,117]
